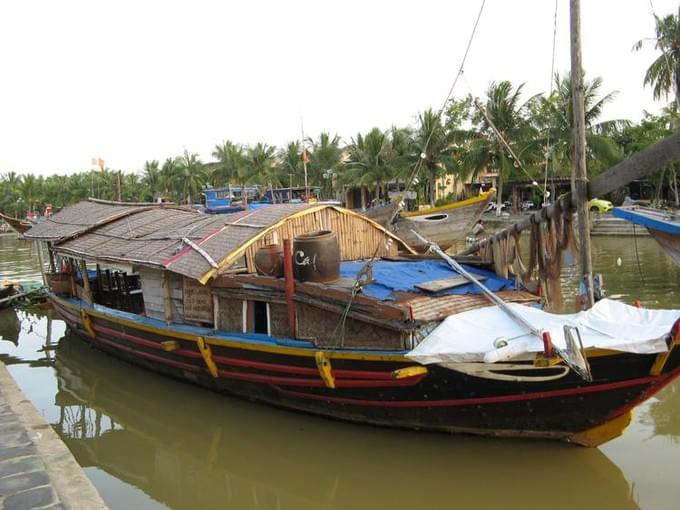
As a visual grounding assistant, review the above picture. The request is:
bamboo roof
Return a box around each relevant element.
[49,202,414,283]
[23,199,180,242]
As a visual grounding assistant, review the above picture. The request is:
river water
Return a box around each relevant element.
[1,233,678,510]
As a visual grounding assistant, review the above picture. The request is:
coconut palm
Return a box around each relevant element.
[344,128,394,203]
[634,10,680,105]
[413,109,456,206]
[536,72,624,182]
[465,81,537,214]
[308,132,343,196]
[173,150,206,205]
[142,160,161,200]
[276,141,303,189]
[245,143,278,186]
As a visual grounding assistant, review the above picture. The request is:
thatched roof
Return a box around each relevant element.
[23,199,181,242]
[49,202,413,283]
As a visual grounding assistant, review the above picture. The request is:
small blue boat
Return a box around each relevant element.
[613,205,680,265]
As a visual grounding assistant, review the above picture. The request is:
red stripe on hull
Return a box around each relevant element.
[276,375,660,408]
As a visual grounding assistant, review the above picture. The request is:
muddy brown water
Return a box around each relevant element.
[1,233,678,509]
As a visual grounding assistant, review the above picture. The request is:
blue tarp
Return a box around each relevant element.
[339,260,518,301]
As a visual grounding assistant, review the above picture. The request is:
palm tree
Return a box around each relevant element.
[634,10,680,106]
[536,72,624,186]
[160,158,178,200]
[344,128,394,203]
[211,141,245,187]
[142,160,161,200]
[276,141,303,189]
[413,109,456,206]
[245,143,278,186]
[173,150,205,205]
[466,81,537,215]
[308,132,343,196]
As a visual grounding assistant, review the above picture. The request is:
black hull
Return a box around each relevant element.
[52,295,680,446]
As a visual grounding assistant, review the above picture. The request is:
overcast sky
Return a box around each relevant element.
[0,0,677,176]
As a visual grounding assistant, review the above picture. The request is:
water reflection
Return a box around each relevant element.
[48,334,641,510]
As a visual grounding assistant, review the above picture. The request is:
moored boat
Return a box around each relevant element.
[0,212,33,235]
[613,205,680,265]
[362,190,495,250]
[24,199,680,446]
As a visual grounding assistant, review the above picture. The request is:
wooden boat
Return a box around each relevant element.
[0,212,33,234]
[23,199,680,446]
[613,205,680,265]
[362,190,495,250]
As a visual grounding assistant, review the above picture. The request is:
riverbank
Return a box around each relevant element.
[0,361,107,509]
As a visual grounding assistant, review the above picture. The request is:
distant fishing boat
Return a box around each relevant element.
[0,212,33,235]
[363,190,495,250]
[613,205,680,265]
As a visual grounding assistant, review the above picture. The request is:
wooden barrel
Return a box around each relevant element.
[293,230,340,283]
[254,244,283,277]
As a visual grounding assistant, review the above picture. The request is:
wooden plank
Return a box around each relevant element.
[415,275,486,293]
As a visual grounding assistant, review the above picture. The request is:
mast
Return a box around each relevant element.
[570,0,594,308]
[301,117,309,202]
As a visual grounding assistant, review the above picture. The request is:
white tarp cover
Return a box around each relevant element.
[407,299,679,364]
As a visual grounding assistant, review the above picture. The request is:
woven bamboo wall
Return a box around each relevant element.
[243,208,398,272]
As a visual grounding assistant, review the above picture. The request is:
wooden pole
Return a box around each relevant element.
[80,259,93,304]
[570,0,594,309]
[161,271,173,324]
[34,242,47,286]
[283,238,296,338]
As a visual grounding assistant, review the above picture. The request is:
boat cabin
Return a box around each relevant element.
[25,199,537,351]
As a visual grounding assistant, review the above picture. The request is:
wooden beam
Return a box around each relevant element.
[161,271,173,324]
[460,130,680,256]
[590,131,680,198]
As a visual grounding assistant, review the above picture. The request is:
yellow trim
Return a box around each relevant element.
[392,366,428,379]
[198,204,416,284]
[52,295,408,362]
[197,336,219,378]
[400,190,494,218]
[569,411,634,447]
[161,340,180,352]
[80,310,96,339]
[650,335,679,376]
[315,351,336,388]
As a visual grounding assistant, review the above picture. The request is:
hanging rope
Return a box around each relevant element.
[543,0,560,203]
[332,0,488,343]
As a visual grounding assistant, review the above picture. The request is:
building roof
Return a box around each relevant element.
[23,199,182,242]
[48,202,413,283]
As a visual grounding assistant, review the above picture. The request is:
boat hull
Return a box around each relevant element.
[0,213,32,235]
[613,206,680,266]
[391,192,494,250]
[50,294,680,446]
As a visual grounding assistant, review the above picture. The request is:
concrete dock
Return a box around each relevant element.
[0,362,107,509]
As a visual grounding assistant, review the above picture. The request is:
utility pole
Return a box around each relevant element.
[570,0,594,308]
[300,117,309,201]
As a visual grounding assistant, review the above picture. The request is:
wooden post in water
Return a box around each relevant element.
[570,0,594,309]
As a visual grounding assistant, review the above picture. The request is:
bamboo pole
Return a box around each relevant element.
[161,271,173,324]
[570,0,594,308]
[80,259,93,304]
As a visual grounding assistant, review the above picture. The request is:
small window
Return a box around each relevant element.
[253,301,269,335]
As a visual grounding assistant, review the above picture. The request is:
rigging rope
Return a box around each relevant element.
[334,0,488,342]
[543,0,560,204]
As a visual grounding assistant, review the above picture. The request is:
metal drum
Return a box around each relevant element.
[293,230,340,282]
[254,244,283,277]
